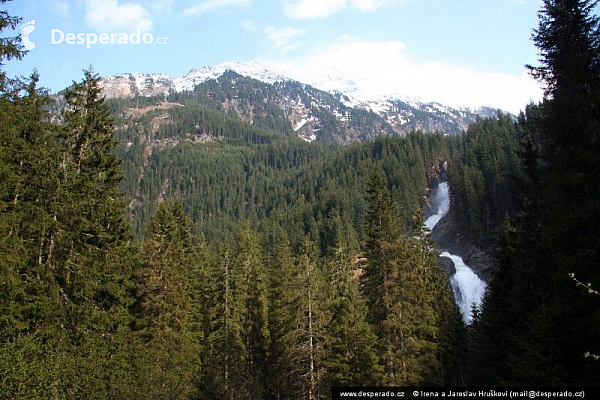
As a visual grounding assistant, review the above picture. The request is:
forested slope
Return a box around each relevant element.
[1,6,467,395]
[2,1,600,397]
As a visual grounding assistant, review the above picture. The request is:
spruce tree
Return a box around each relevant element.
[201,248,248,399]
[1,67,139,397]
[360,169,404,383]
[530,0,600,383]
[279,238,331,400]
[58,69,137,397]
[473,0,600,385]
[324,235,382,386]
[133,198,202,399]
[265,226,298,399]
[234,222,270,397]
[361,170,462,385]
[0,73,70,398]
[0,0,24,91]
[360,168,400,327]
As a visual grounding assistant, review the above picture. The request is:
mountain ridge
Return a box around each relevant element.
[100,61,503,142]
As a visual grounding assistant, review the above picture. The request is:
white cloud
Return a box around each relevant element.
[51,1,70,16]
[85,0,153,31]
[351,0,391,11]
[264,26,305,51]
[298,38,542,113]
[183,0,250,16]
[284,0,346,19]
[150,0,174,12]
[284,0,398,19]
[241,18,255,30]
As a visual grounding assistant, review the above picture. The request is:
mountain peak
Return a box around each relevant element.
[174,60,290,92]
[99,61,502,142]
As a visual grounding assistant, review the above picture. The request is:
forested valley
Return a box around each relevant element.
[2,0,600,398]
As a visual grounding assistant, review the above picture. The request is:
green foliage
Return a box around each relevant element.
[570,272,600,296]
[360,171,464,386]
[132,198,202,399]
[448,113,523,246]
[0,67,141,397]
[0,0,25,90]
[324,237,382,386]
[200,248,249,399]
[469,0,600,386]
[233,222,271,396]
[360,168,401,328]
[114,99,450,247]
[1,7,472,395]
[280,238,331,399]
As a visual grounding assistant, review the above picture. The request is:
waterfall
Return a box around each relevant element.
[424,182,487,324]
[425,182,450,231]
[441,252,487,324]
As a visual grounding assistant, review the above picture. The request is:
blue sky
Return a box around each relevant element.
[4,0,554,112]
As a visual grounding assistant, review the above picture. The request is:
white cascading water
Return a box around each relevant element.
[440,252,487,324]
[424,182,451,231]
[424,182,487,324]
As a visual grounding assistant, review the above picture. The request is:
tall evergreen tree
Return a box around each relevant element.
[56,69,137,397]
[265,225,299,399]
[201,248,248,399]
[0,0,24,91]
[133,198,202,399]
[360,168,400,327]
[360,169,408,383]
[472,0,600,385]
[324,235,382,386]
[0,72,70,398]
[0,4,37,346]
[1,67,139,397]
[234,222,270,397]
[279,238,331,400]
[361,170,463,385]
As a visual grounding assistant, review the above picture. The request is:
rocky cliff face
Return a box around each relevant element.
[99,62,504,143]
[425,175,497,282]
[101,73,174,98]
[431,207,497,282]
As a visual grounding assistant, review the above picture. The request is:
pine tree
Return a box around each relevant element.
[1,68,139,397]
[324,235,381,386]
[58,69,137,397]
[472,0,600,385]
[361,170,462,385]
[1,3,46,345]
[0,0,25,91]
[0,73,70,398]
[527,0,600,271]
[133,198,202,399]
[234,222,270,397]
[528,0,600,104]
[201,248,248,399]
[378,235,444,386]
[360,168,400,327]
[265,226,298,399]
[279,238,331,400]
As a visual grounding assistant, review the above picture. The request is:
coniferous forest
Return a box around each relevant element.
[2,0,600,398]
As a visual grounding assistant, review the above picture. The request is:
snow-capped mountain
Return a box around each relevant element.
[100,61,502,142]
[173,61,291,92]
[102,60,417,106]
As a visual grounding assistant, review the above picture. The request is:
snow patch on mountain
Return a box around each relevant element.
[294,118,310,132]
[102,60,433,111]
[173,61,290,92]
[100,60,504,142]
